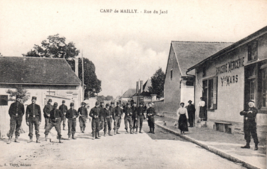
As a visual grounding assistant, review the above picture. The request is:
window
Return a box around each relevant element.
[248,41,258,61]
[203,77,218,110]
[261,67,267,107]
[0,95,8,105]
[170,70,173,80]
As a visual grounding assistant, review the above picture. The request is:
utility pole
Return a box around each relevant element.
[82,50,85,101]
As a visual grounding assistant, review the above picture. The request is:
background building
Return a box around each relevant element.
[163,41,232,114]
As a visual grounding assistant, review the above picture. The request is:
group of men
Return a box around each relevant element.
[89,101,156,140]
[6,95,156,143]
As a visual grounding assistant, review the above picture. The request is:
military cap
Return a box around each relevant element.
[32,96,37,100]
[54,102,58,106]
[188,100,192,103]
[82,102,86,105]
[16,95,22,99]
[116,102,120,105]
[70,102,74,106]
[48,99,52,103]
[62,100,65,103]
[111,102,114,105]
[180,102,185,105]
[95,102,99,106]
[106,103,110,107]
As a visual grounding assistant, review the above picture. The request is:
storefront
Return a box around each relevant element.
[187,26,267,133]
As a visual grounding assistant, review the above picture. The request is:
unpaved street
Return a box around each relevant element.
[0,120,245,169]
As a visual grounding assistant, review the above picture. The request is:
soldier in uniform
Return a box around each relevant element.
[113,102,123,135]
[66,103,79,139]
[132,102,138,134]
[240,100,259,150]
[78,102,88,133]
[98,102,105,137]
[44,102,64,143]
[7,95,25,144]
[187,100,196,127]
[103,104,113,136]
[147,102,156,134]
[89,102,101,140]
[59,100,68,130]
[137,102,146,133]
[43,99,53,129]
[26,96,41,143]
[124,103,133,134]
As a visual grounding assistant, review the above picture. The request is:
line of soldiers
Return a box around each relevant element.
[6,95,156,143]
[89,101,156,140]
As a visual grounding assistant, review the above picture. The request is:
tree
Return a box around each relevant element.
[24,34,102,98]
[6,86,30,103]
[149,68,165,98]
[67,58,102,98]
[23,34,79,59]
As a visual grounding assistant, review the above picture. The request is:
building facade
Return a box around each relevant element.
[187,26,267,133]
[164,41,232,114]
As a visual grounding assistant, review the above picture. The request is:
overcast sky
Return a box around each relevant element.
[0,0,267,97]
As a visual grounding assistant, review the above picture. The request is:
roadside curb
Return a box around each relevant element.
[155,122,260,169]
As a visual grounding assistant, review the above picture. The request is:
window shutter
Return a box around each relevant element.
[213,76,218,109]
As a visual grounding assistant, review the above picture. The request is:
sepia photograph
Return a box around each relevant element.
[0,0,267,168]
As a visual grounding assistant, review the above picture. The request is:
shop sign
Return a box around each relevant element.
[216,57,244,86]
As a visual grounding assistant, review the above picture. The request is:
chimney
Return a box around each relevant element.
[75,58,78,77]
[136,81,139,94]
[140,80,143,93]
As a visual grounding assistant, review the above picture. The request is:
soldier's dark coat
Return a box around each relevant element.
[240,107,259,144]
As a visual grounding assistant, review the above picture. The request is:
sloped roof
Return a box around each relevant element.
[121,89,136,98]
[143,78,151,92]
[0,57,81,85]
[187,26,267,72]
[170,41,233,76]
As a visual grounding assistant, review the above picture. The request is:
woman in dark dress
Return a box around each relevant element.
[176,102,189,134]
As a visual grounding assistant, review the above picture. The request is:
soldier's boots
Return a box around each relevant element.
[104,131,106,137]
[136,129,138,134]
[114,130,116,135]
[139,129,142,133]
[7,137,12,144]
[68,135,71,140]
[152,128,155,134]
[125,129,128,133]
[72,134,76,140]
[58,136,63,143]
[130,129,133,134]
[36,137,40,143]
[255,143,258,150]
[148,127,152,133]
[241,143,250,149]
[108,131,112,136]
[28,137,33,143]
[96,132,100,139]
[14,136,20,143]
[45,135,48,141]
